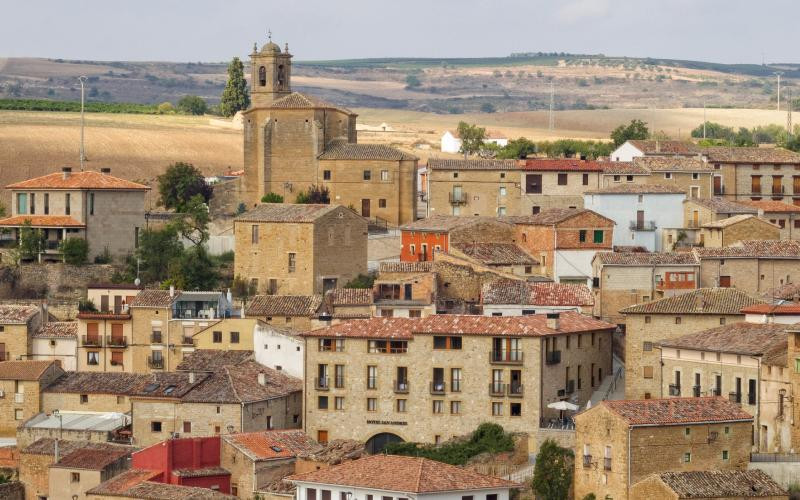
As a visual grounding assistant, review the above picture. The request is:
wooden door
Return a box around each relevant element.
[111,323,124,341]
[794,176,800,195]
[719,275,731,287]
[692,210,699,227]
[100,295,109,313]
[317,430,328,444]
[713,176,722,195]
[636,210,644,228]
[0,343,5,361]
[114,295,122,314]
[361,199,370,217]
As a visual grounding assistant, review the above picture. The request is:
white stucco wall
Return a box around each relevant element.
[554,249,599,285]
[483,304,581,316]
[31,338,77,371]
[293,481,511,500]
[609,142,644,162]
[583,193,686,251]
[441,132,461,153]
[254,325,304,379]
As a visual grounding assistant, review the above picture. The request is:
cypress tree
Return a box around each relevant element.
[220,57,250,117]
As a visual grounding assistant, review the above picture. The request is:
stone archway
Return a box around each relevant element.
[365,432,404,454]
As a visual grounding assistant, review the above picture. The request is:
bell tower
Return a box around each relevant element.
[249,33,292,108]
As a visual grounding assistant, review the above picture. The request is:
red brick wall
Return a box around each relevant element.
[401,231,447,262]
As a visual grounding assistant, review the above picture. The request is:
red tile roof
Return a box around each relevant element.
[287,454,520,493]
[427,159,519,171]
[302,312,615,339]
[693,240,800,258]
[245,295,323,317]
[129,289,178,308]
[235,204,341,223]
[452,242,538,266]
[651,470,787,498]
[34,321,77,338]
[738,200,800,213]
[594,252,698,266]
[325,288,373,306]
[585,184,686,195]
[0,304,40,323]
[6,170,149,190]
[401,215,510,232]
[628,140,700,155]
[601,397,753,426]
[379,262,434,274]
[701,146,800,164]
[180,361,302,404]
[503,208,614,226]
[0,215,85,228]
[87,469,235,498]
[53,447,131,470]
[521,159,605,171]
[225,430,321,461]
[620,288,763,315]
[0,360,60,381]
[482,279,594,306]
[741,304,800,314]
[658,321,789,356]
[601,162,649,175]
[267,92,354,115]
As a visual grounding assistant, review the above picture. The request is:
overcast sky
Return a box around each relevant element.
[2,0,798,64]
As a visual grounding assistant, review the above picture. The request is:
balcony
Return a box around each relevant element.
[489,383,506,397]
[729,392,742,404]
[106,336,128,348]
[150,333,163,344]
[604,457,612,471]
[14,393,24,404]
[508,383,524,397]
[430,381,446,395]
[582,454,592,468]
[315,377,330,391]
[692,385,701,397]
[490,350,524,365]
[147,356,164,369]
[629,220,657,231]
[449,191,468,205]
[393,380,409,394]
[82,335,103,347]
[710,388,721,396]
[545,350,561,365]
[669,384,681,397]
[181,336,194,346]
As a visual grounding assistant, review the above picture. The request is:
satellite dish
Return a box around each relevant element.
[134,278,141,286]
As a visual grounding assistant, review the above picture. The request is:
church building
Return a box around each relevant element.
[240,37,418,226]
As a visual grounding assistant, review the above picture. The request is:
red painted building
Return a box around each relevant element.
[399,215,514,262]
[131,436,230,493]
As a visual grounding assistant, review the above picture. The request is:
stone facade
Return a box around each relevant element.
[19,450,52,500]
[0,308,42,361]
[519,170,602,214]
[0,363,63,437]
[697,256,799,293]
[42,391,132,415]
[192,318,260,351]
[574,403,753,500]
[429,164,521,217]
[234,205,367,296]
[77,315,133,373]
[698,217,780,248]
[220,440,296,499]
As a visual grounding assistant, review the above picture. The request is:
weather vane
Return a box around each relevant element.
[268,29,272,41]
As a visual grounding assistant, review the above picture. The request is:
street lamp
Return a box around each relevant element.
[77,76,87,170]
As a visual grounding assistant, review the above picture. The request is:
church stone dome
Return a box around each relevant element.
[261,41,281,54]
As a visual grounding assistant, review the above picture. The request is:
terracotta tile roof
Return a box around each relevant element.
[628,140,700,155]
[400,215,508,232]
[503,208,613,226]
[379,261,434,274]
[129,289,178,308]
[594,252,698,266]
[287,454,520,493]
[452,242,538,266]
[0,360,59,381]
[225,429,321,461]
[88,282,143,290]
[181,361,302,404]
[33,321,77,339]
[172,467,230,478]
[87,469,234,499]
[235,203,340,223]
[427,159,519,171]
[620,288,763,315]
[302,311,616,339]
[246,295,323,317]
[701,214,774,229]
[701,146,800,164]
[632,156,712,172]
[585,183,686,195]
[6,170,149,190]
[0,215,85,228]
[176,350,254,372]
[268,91,353,114]
[23,438,132,457]
[53,447,131,470]
[741,303,800,314]
[659,321,790,356]
[601,162,649,174]
[0,304,40,323]
[325,288,373,306]
[482,279,594,306]
[76,312,131,321]
[651,469,786,498]
[693,240,800,258]
[521,159,605,171]
[602,397,753,426]
[738,200,800,213]
[44,371,206,398]
[319,142,417,161]
[685,197,757,214]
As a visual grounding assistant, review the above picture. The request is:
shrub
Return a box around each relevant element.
[344,273,375,289]
[157,102,175,114]
[235,202,247,215]
[531,439,573,500]
[94,246,112,264]
[0,98,159,114]
[383,422,514,465]
[78,298,98,313]
[60,238,89,265]
[177,95,207,115]
[295,185,330,204]
[261,192,284,203]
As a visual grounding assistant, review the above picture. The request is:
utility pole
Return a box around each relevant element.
[788,87,793,139]
[703,100,707,139]
[774,71,784,112]
[548,81,554,131]
[78,75,87,170]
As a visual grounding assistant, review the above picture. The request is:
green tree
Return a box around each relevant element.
[170,194,210,247]
[261,192,284,203]
[60,237,89,265]
[497,137,537,159]
[733,127,756,147]
[231,275,258,301]
[133,226,184,284]
[690,121,735,141]
[220,57,250,117]
[610,119,649,147]
[167,246,218,290]
[531,439,573,500]
[405,74,422,89]
[177,95,208,115]
[18,220,45,261]
[456,121,486,159]
[296,185,330,204]
[157,162,213,212]
[344,273,375,289]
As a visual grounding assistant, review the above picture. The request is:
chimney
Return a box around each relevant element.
[54,438,59,463]
[169,285,175,298]
[258,373,266,385]
[655,140,660,153]
[100,167,111,174]
[62,167,72,179]
[695,294,704,311]
[546,312,560,330]
[188,372,195,384]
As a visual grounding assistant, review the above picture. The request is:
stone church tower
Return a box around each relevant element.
[239,36,417,225]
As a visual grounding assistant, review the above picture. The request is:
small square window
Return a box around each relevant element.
[380,170,390,181]
[71,472,80,483]
[645,316,651,324]
[230,331,240,344]
[510,403,522,416]
[684,452,691,463]
[363,170,371,181]
[396,399,407,412]
[213,331,222,343]
[557,173,568,185]
[453,172,459,178]
[675,317,682,325]
[80,394,88,404]
[685,427,691,436]
[318,396,328,410]
[323,170,331,180]
[492,402,503,416]
[643,342,653,351]
[151,421,162,432]
[722,450,729,460]
[183,421,192,433]
[378,199,387,208]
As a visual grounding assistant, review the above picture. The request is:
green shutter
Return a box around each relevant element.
[593,230,604,243]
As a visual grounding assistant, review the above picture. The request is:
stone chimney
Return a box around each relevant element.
[169,285,175,298]
[188,372,195,384]
[258,373,266,385]
[546,312,560,330]
[62,167,72,179]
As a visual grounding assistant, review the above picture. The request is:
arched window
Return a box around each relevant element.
[258,66,266,86]
[277,64,285,88]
